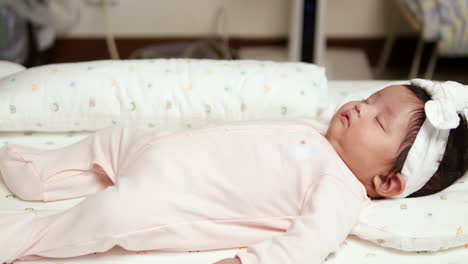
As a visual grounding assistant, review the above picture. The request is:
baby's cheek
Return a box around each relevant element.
[358,129,397,159]
[348,123,370,140]
[346,126,378,151]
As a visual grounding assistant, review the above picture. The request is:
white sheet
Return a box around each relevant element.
[1,80,467,264]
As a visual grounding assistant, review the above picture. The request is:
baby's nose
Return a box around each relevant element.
[355,101,371,117]
[355,102,363,116]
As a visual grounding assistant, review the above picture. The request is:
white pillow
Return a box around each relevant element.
[0,58,328,132]
[0,61,25,79]
[352,172,468,251]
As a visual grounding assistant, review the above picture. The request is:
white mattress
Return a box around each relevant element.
[2,80,467,264]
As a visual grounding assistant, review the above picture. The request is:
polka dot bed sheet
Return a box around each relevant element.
[0,80,467,264]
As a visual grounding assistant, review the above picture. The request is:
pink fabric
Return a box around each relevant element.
[0,118,370,264]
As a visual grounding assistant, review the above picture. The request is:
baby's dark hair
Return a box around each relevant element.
[386,84,468,198]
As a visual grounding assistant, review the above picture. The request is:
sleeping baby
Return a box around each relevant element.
[0,79,466,264]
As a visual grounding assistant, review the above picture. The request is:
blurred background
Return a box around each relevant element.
[0,0,466,82]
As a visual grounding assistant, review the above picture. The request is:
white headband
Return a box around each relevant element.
[393,79,468,198]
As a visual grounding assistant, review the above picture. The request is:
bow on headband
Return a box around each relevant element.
[392,79,468,198]
[412,79,468,129]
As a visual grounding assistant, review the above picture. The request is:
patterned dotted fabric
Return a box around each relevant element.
[0,59,328,132]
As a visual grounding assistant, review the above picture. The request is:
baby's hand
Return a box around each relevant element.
[212,257,241,264]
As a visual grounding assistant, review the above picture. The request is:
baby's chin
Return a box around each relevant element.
[325,115,343,137]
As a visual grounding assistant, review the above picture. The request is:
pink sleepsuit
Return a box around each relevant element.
[0,118,370,264]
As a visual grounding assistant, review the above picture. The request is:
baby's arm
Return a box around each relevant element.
[233,175,364,264]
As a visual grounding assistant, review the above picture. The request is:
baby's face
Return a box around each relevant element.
[325,85,423,197]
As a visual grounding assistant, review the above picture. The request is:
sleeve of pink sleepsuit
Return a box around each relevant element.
[234,176,364,264]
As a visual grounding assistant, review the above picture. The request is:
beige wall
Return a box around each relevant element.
[326,0,414,37]
[61,0,415,38]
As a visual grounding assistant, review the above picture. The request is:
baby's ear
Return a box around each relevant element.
[373,172,406,197]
